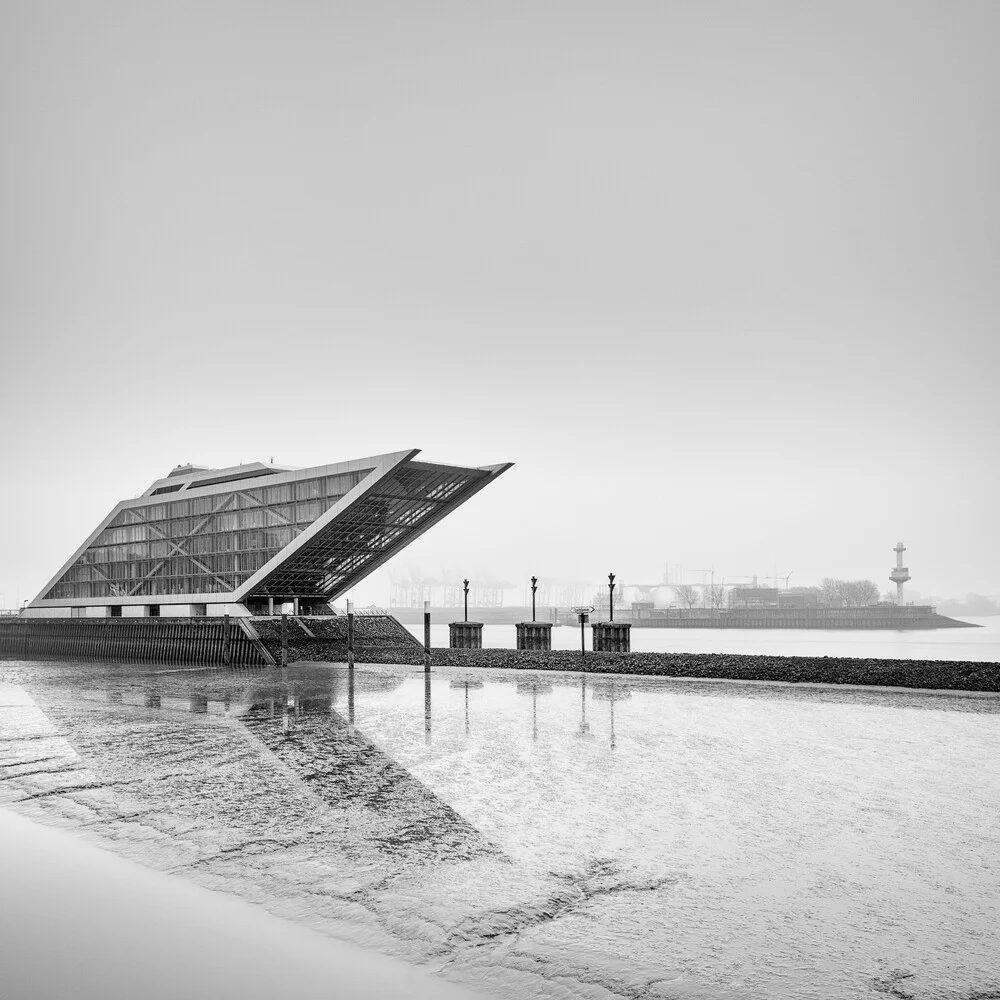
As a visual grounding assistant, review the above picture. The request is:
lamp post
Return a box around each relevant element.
[530,576,538,623]
[608,572,616,623]
[463,578,469,623]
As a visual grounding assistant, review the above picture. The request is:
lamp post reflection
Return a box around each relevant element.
[449,677,484,736]
[424,671,432,745]
[592,680,631,750]
[516,678,553,741]
[578,674,591,737]
[348,664,355,733]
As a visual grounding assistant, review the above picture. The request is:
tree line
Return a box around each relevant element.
[818,578,881,607]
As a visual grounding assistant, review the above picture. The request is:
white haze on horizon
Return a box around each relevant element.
[1,1,997,609]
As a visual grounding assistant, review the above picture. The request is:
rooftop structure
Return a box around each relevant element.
[26,450,511,618]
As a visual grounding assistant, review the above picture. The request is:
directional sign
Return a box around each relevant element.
[571,606,595,615]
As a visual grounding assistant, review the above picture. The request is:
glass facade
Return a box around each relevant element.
[45,470,371,601]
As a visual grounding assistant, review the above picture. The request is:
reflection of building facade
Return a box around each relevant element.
[26,450,510,619]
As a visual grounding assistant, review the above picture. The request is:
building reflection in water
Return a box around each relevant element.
[515,678,553,741]
[115,664,497,863]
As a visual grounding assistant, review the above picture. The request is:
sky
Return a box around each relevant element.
[1,0,998,609]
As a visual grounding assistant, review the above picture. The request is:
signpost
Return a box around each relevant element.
[571,605,595,661]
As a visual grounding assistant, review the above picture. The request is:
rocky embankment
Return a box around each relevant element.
[323,646,1000,693]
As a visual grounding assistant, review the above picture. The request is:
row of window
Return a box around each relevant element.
[96,499,337,547]
[119,472,369,524]
[76,528,299,565]
[61,549,276,584]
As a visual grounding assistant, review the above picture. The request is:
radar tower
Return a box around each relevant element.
[890,542,910,605]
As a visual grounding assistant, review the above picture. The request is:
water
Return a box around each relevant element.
[411,616,1000,662]
[2,658,999,999]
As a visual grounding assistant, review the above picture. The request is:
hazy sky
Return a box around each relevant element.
[1,0,998,608]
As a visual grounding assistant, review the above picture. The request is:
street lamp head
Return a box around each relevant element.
[608,572,615,586]
[531,575,537,587]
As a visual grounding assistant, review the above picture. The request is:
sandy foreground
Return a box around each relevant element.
[0,808,487,1000]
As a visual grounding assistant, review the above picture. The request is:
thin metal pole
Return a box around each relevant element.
[423,600,431,672]
[463,579,469,623]
[580,614,585,661]
[531,576,537,623]
[609,572,615,623]
[280,612,288,668]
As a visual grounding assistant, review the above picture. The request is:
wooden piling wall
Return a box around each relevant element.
[0,618,275,666]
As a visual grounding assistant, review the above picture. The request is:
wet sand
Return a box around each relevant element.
[0,807,485,1000]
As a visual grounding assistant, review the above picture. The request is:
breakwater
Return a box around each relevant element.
[389,604,977,629]
[328,646,1000,693]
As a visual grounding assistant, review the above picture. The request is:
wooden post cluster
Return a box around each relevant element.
[592,621,632,652]
[516,621,552,650]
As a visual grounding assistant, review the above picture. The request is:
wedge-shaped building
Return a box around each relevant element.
[27,450,511,618]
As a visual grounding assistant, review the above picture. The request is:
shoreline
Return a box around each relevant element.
[287,645,1000,693]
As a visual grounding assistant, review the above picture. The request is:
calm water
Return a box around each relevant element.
[1,658,999,999]
[412,616,1000,662]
